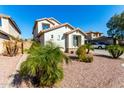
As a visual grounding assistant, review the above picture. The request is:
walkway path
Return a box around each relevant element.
[0,54,28,88]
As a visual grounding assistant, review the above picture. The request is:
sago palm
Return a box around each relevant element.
[19,41,70,87]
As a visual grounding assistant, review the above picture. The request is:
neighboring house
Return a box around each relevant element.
[93,36,113,44]
[86,31,103,40]
[32,17,86,53]
[0,14,21,53]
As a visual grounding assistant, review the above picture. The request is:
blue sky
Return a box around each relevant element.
[0,5,124,39]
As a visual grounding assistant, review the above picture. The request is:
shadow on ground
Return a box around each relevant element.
[9,71,41,88]
[94,54,113,59]
[9,71,32,88]
[68,55,79,61]
[9,71,22,87]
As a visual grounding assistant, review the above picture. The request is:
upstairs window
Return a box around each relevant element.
[51,35,53,38]
[0,18,2,26]
[42,23,50,30]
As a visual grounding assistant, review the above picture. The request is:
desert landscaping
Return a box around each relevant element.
[61,53,124,88]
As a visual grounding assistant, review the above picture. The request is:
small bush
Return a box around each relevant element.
[76,45,86,57]
[3,40,19,56]
[80,55,93,63]
[106,45,124,59]
[76,45,93,63]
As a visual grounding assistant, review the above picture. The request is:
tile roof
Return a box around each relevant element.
[33,17,61,34]
[64,28,87,36]
[86,31,103,34]
[37,23,75,37]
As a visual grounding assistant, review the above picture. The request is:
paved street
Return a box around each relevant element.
[94,49,124,59]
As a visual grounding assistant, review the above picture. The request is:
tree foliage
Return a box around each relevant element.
[107,12,124,44]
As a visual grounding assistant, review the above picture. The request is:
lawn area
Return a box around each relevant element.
[60,54,124,88]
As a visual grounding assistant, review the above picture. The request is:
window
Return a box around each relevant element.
[73,35,81,47]
[42,23,50,30]
[0,18,2,26]
[51,35,53,38]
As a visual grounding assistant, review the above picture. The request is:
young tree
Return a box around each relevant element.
[106,12,124,44]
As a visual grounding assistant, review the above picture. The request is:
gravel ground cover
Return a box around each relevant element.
[0,55,22,87]
[60,54,124,88]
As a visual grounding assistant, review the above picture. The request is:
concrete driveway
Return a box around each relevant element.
[94,49,124,59]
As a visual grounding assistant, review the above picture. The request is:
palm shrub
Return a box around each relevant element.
[76,45,93,62]
[19,41,70,87]
[79,54,93,62]
[106,45,124,59]
[84,43,94,54]
[76,45,86,59]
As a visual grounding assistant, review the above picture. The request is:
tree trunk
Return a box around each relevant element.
[113,38,117,45]
[87,49,90,54]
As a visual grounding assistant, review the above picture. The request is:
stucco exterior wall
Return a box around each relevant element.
[8,21,21,38]
[0,17,20,38]
[43,26,72,51]
[0,18,9,34]
[39,34,44,45]
[48,19,60,26]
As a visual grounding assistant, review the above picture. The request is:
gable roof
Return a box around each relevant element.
[37,23,75,37]
[64,28,87,36]
[36,17,61,25]
[33,17,61,34]
[86,31,103,34]
[0,14,21,34]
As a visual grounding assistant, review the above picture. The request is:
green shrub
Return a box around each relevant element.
[106,45,124,59]
[19,41,70,87]
[76,45,86,57]
[76,45,93,63]
[80,55,93,63]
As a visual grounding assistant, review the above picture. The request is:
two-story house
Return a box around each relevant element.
[32,17,86,53]
[86,31,103,40]
[0,14,21,53]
